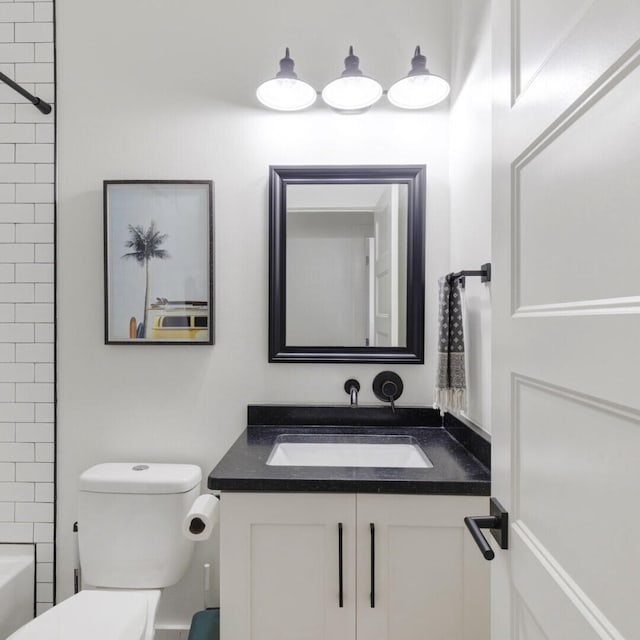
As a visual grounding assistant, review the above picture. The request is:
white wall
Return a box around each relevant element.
[0,0,55,615]
[56,0,453,630]
[449,0,492,432]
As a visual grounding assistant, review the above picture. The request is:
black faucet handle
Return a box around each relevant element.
[381,380,398,398]
[372,371,403,410]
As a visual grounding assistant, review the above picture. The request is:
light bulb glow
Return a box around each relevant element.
[387,74,450,109]
[321,75,383,111]
[256,77,317,112]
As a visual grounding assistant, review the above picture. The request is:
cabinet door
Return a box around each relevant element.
[356,494,489,640]
[220,492,356,640]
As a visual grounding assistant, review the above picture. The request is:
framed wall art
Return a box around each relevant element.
[104,180,214,345]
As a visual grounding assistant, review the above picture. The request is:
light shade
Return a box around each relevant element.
[387,46,450,109]
[256,48,317,112]
[321,46,382,113]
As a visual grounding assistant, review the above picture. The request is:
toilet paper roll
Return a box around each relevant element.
[183,494,219,541]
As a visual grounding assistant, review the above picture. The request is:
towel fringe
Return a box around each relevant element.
[433,388,466,417]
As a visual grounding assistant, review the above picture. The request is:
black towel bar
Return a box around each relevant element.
[451,263,491,288]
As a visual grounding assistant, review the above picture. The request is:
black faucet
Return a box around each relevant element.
[344,379,360,406]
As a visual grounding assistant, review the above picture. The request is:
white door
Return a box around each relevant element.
[373,186,399,346]
[492,1,640,638]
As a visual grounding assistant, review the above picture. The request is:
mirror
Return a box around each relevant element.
[269,165,425,363]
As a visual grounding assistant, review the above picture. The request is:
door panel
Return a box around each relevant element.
[387,525,464,639]
[513,374,639,633]
[220,493,356,640]
[492,0,640,638]
[251,523,329,638]
[511,526,616,639]
[356,494,488,640]
[514,57,640,310]
[514,0,594,99]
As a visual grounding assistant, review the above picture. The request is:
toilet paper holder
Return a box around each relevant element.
[183,494,219,542]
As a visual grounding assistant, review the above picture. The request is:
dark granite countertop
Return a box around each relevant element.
[207,405,490,496]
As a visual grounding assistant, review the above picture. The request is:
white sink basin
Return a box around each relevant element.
[266,436,432,469]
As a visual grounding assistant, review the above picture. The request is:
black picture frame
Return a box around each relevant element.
[104,180,214,345]
[269,165,425,363]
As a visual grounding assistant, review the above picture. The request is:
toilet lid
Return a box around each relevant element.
[8,590,161,640]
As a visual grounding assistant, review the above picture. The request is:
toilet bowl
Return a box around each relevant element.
[7,590,161,640]
[8,462,202,640]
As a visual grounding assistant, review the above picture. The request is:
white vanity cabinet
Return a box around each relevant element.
[219,492,489,640]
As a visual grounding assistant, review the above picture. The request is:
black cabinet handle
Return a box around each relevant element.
[464,497,509,561]
[338,522,344,607]
[370,523,375,608]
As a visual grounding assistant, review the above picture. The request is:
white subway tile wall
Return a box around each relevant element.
[0,0,55,614]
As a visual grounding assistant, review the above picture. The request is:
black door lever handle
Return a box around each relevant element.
[464,497,509,561]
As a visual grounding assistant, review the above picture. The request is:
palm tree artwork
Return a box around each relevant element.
[122,221,169,338]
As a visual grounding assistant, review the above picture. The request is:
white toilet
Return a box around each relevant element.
[9,462,202,640]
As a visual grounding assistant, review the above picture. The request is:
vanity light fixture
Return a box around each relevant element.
[321,46,383,114]
[257,46,450,114]
[255,48,317,112]
[387,46,450,109]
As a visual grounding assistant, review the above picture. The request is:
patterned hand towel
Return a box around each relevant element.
[434,273,466,415]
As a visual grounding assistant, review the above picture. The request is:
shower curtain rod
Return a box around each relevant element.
[0,71,52,114]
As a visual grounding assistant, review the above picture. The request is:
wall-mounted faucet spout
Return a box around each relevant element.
[344,379,361,406]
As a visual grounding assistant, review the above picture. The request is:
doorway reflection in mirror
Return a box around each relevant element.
[286,183,407,348]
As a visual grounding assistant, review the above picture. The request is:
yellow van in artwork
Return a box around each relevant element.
[150,313,208,340]
[127,300,209,341]
[148,300,208,340]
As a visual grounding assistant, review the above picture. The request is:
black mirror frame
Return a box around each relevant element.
[269,165,425,363]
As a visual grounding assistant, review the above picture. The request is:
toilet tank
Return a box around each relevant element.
[77,463,202,589]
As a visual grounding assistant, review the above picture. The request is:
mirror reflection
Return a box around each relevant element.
[286,183,408,347]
